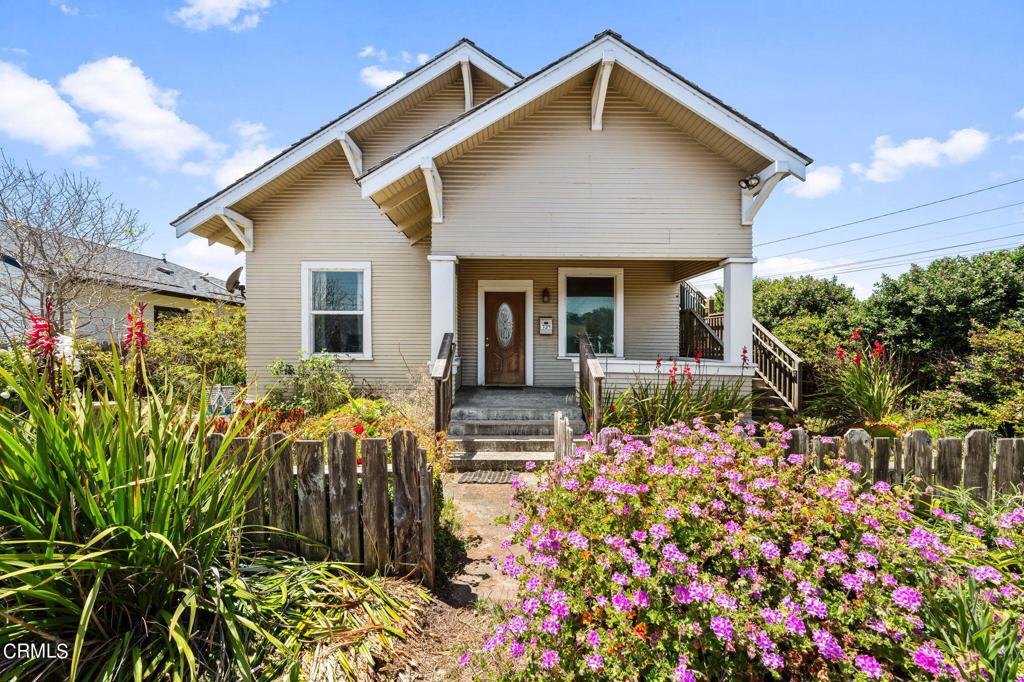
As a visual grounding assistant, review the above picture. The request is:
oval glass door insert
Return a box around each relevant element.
[495,302,515,347]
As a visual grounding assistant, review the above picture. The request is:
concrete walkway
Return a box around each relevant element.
[441,475,532,606]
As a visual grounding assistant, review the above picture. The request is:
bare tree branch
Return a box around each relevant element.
[0,151,148,342]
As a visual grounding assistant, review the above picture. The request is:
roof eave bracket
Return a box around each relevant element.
[590,56,615,131]
[421,158,444,223]
[215,207,254,252]
[337,132,363,177]
[461,59,473,111]
[741,161,802,226]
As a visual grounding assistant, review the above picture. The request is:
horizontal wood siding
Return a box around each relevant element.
[434,81,751,259]
[458,259,680,387]
[247,158,430,390]
[358,71,502,169]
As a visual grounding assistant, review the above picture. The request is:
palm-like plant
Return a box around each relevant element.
[811,331,911,428]
[0,344,421,681]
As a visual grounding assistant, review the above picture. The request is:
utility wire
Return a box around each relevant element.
[762,200,1024,258]
[754,176,1024,247]
[760,233,1024,279]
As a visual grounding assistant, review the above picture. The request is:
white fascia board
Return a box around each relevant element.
[172,43,519,234]
[360,35,809,198]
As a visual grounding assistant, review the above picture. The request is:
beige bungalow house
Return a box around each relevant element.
[172,31,809,455]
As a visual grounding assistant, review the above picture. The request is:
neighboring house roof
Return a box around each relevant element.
[171,37,521,236]
[0,231,241,304]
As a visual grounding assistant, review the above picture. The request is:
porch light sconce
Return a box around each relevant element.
[541,288,551,303]
[738,175,761,190]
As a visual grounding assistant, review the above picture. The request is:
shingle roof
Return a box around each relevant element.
[0,230,241,303]
[172,37,522,225]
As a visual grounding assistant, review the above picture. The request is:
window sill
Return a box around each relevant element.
[307,352,374,361]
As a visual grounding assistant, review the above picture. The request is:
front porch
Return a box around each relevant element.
[428,256,758,392]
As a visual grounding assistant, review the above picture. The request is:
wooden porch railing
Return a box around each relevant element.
[577,331,605,433]
[431,332,455,434]
[752,319,802,413]
[679,309,725,360]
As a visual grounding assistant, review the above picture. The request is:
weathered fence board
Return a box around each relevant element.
[361,438,389,575]
[873,437,892,483]
[964,430,992,501]
[845,429,870,481]
[266,433,296,553]
[787,428,1023,501]
[236,429,434,584]
[996,439,1024,495]
[328,432,360,563]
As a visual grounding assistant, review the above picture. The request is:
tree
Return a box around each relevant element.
[147,302,247,390]
[0,153,145,341]
[862,248,1024,365]
[711,275,860,331]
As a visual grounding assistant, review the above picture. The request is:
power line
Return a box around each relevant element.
[795,244,1020,278]
[762,233,1024,279]
[754,176,1024,247]
[762,200,1024,259]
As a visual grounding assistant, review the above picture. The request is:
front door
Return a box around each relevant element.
[484,291,526,385]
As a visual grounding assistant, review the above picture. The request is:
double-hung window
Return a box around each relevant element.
[558,267,623,357]
[301,261,372,359]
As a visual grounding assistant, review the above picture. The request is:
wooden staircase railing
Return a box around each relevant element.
[751,319,802,413]
[680,282,802,413]
[431,332,455,434]
[679,308,724,360]
[577,331,605,433]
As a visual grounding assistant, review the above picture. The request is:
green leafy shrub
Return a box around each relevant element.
[462,421,1024,681]
[266,352,353,417]
[810,330,911,430]
[585,361,750,433]
[910,322,1024,436]
[0,346,423,681]
[862,247,1024,378]
[148,302,247,390]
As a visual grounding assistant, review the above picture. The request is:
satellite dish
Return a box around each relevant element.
[225,266,244,295]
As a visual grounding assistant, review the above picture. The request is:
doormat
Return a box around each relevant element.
[457,470,517,484]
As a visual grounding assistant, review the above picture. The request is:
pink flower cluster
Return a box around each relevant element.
[460,420,1024,680]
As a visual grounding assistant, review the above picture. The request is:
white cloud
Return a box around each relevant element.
[3,47,29,56]
[72,154,100,167]
[359,45,387,60]
[174,0,271,32]
[167,237,243,280]
[0,61,91,153]
[416,53,430,66]
[850,128,990,183]
[784,165,842,199]
[60,56,221,170]
[359,65,405,90]
[51,1,78,15]
[210,119,281,186]
[1015,107,1024,120]
[1008,132,1024,144]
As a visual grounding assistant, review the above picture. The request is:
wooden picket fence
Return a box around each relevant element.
[786,427,1024,501]
[208,429,436,587]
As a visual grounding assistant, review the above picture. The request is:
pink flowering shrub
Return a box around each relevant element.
[465,421,1024,681]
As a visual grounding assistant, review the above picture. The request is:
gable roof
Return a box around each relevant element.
[359,31,810,199]
[172,38,520,235]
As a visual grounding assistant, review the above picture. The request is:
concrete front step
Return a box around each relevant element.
[448,451,555,472]
[448,418,588,437]
[450,405,582,421]
[450,436,589,454]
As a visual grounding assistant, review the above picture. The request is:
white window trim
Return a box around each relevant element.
[558,267,624,358]
[477,280,534,386]
[300,261,373,360]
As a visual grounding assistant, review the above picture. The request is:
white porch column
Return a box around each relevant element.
[721,257,755,365]
[428,254,458,359]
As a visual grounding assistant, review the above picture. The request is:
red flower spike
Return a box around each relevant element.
[853,353,863,366]
[851,328,863,341]
[836,346,846,362]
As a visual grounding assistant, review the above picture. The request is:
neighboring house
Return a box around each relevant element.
[171,31,810,412]
[0,231,242,342]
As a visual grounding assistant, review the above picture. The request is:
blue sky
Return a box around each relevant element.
[1,0,1023,296]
